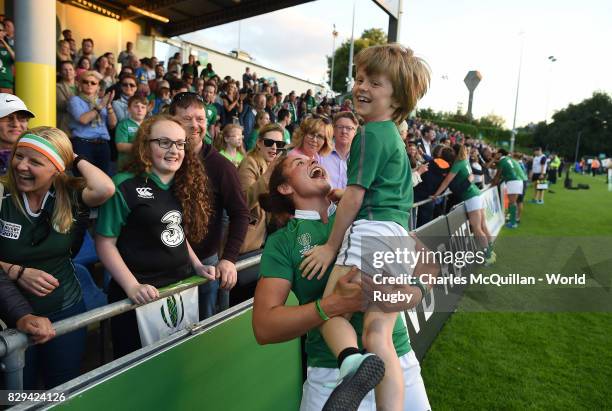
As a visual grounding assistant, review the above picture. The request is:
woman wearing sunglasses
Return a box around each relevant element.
[111,73,138,123]
[0,127,114,389]
[67,70,116,175]
[288,117,333,163]
[237,123,286,253]
[96,115,215,359]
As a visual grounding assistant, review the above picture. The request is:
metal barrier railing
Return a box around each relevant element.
[0,255,262,390]
[0,191,458,391]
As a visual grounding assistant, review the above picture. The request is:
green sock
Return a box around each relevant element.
[509,204,517,225]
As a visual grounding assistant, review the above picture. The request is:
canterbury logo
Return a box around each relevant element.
[136,187,154,199]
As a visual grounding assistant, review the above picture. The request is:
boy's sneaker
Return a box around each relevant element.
[484,253,497,267]
[529,199,538,204]
[323,353,385,411]
[537,200,545,205]
[505,222,519,229]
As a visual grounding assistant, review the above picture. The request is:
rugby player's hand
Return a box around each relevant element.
[18,267,59,297]
[216,259,237,289]
[128,283,159,305]
[194,264,216,281]
[16,314,56,344]
[333,267,367,313]
[327,189,344,203]
[300,244,336,280]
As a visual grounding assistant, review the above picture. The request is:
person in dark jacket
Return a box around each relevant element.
[170,93,250,319]
[0,267,56,344]
[413,145,450,228]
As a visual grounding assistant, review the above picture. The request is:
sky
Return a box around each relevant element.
[178,0,612,128]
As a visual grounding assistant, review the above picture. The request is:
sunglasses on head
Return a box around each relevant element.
[81,80,98,86]
[172,91,204,104]
[262,138,286,149]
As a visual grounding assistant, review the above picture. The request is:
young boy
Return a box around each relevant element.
[301,44,430,410]
[115,95,147,169]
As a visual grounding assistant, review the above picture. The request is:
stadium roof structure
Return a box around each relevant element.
[64,0,316,37]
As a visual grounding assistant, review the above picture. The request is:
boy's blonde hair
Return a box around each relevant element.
[354,43,430,124]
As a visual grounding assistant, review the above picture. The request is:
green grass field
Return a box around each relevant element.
[421,172,612,410]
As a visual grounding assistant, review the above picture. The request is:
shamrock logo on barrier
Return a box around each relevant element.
[160,294,185,329]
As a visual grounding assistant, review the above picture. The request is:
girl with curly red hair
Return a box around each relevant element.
[95,114,214,358]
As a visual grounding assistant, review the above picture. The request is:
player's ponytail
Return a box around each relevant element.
[258,155,294,233]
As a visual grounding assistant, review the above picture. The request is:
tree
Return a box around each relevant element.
[327,28,387,93]
[533,92,612,158]
[478,113,506,129]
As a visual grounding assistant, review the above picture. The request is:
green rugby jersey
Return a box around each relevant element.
[259,205,411,368]
[450,159,481,201]
[347,120,412,230]
[498,156,521,182]
[0,189,82,315]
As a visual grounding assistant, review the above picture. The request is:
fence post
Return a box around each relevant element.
[0,329,29,390]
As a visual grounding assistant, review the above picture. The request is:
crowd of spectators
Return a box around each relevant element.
[1,23,598,392]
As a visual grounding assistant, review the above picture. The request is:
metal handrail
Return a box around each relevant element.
[0,254,261,366]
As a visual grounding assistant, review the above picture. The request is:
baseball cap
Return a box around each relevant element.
[0,94,36,118]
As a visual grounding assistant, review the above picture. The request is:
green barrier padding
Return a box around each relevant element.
[54,297,302,411]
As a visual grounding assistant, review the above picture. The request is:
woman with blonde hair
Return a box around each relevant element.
[237,123,286,252]
[96,114,215,358]
[67,70,116,175]
[0,126,114,388]
[216,123,246,167]
[288,117,333,162]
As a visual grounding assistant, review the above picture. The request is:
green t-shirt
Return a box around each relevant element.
[0,189,82,315]
[205,103,218,145]
[498,156,521,182]
[513,158,528,181]
[450,159,480,201]
[246,129,259,152]
[115,118,140,169]
[219,149,244,168]
[259,210,411,368]
[282,127,291,144]
[347,121,412,230]
[0,46,14,88]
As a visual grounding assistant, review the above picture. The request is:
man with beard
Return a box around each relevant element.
[170,93,249,319]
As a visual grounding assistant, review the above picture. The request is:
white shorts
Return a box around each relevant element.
[336,219,416,278]
[464,194,484,212]
[506,180,524,195]
[300,350,431,411]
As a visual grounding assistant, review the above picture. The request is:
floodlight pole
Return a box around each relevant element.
[510,31,525,153]
[347,0,356,92]
[331,24,338,91]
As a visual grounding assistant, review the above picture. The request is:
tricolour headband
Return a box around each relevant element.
[17,134,66,172]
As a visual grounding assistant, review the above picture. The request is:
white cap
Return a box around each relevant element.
[0,94,36,118]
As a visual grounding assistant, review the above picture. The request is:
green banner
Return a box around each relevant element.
[54,298,302,411]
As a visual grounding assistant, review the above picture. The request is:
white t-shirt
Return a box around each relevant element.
[532,154,548,174]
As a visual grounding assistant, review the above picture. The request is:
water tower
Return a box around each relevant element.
[464,71,482,119]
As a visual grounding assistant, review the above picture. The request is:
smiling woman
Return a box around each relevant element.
[0,126,114,389]
[95,114,214,359]
[288,117,333,162]
[237,122,286,253]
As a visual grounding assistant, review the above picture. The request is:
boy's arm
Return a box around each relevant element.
[300,185,365,280]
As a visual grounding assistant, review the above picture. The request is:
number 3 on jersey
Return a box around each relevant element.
[161,210,185,247]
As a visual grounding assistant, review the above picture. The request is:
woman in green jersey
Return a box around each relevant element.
[253,154,431,411]
[432,144,495,264]
[0,126,114,388]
